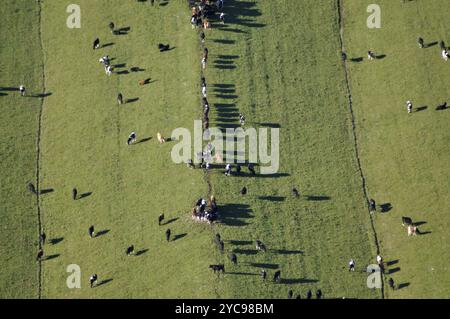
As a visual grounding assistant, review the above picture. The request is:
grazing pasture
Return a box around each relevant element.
[0,0,448,299]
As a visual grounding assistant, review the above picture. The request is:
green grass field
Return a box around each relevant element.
[0,0,448,299]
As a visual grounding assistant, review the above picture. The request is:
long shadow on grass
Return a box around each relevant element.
[96,278,113,287]
[96,229,110,237]
[280,278,318,285]
[163,218,179,226]
[222,0,265,28]
[44,254,60,261]
[226,272,260,276]
[248,263,279,269]
[272,249,304,255]
[135,249,149,256]
[137,137,152,144]
[30,92,52,98]
[79,192,92,199]
[305,195,331,201]
[173,233,188,241]
[257,122,281,128]
[386,260,399,267]
[49,237,64,245]
[39,188,54,195]
[218,203,253,226]
[258,196,286,202]
[397,282,410,290]
[227,240,252,246]
[388,267,401,275]
[233,248,258,255]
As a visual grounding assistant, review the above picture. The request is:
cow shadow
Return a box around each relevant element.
[101,42,114,48]
[163,218,179,226]
[258,196,286,202]
[126,98,139,104]
[273,249,304,255]
[114,27,131,35]
[416,106,428,112]
[249,263,279,269]
[31,92,52,98]
[79,192,92,199]
[226,272,260,276]
[135,249,149,256]
[233,248,258,255]
[96,278,113,287]
[39,188,54,195]
[218,203,253,226]
[44,254,60,261]
[227,240,252,246]
[388,267,401,275]
[172,233,188,241]
[350,57,364,62]
[280,278,318,285]
[137,137,152,144]
[397,282,410,289]
[96,229,110,237]
[306,195,331,201]
[130,67,145,72]
[386,259,399,267]
[49,237,64,245]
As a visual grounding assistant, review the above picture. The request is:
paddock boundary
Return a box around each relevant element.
[36,0,46,299]
[336,0,384,299]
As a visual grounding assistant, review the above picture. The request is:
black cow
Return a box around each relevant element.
[209,264,225,273]
[72,188,78,200]
[306,290,312,299]
[288,290,293,299]
[166,229,171,242]
[369,199,376,212]
[417,37,424,48]
[292,187,300,198]
[240,187,247,195]
[93,38,100,50]
[27,182,36,194]
[89,274,98,288]
[316,289,323,299]
[88,225,95,238]
[388,278,395,290]
[229,253,237,265]
[117,93,123,105]
[248,164,256,175]
[126,245,135,256]
[402,216,413,227]
[256,240,267,252]
[158,43,170,52]
[273,270,281,283]
[261,270,267,280]
[40,232,46,245]
[158,214,165,226]
[36,249,44,261]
